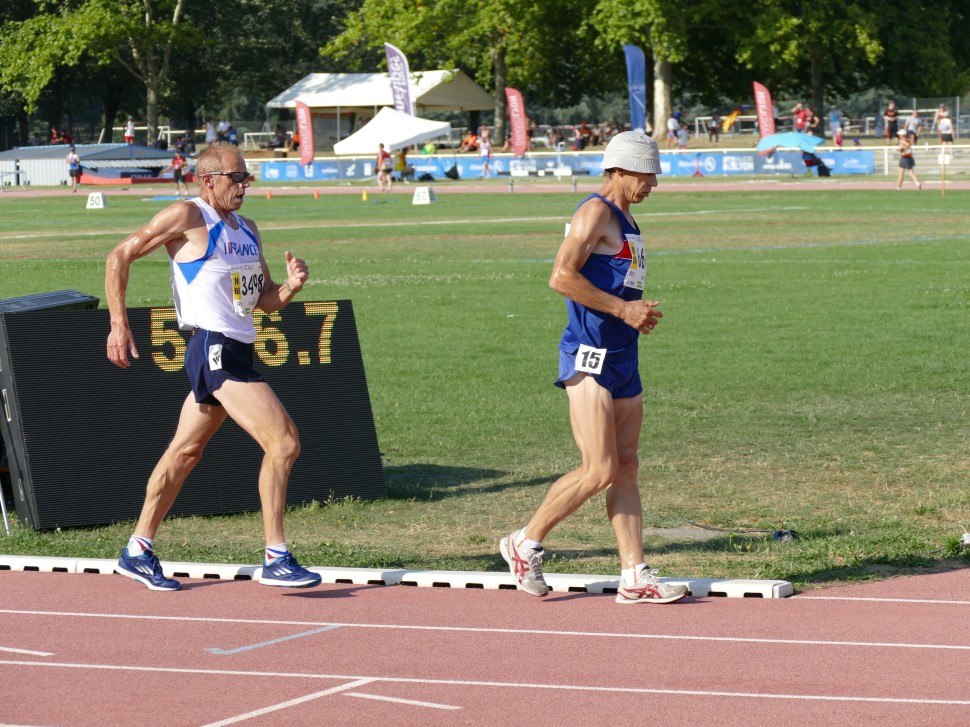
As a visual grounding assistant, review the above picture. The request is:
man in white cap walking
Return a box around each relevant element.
[500,131,688,605]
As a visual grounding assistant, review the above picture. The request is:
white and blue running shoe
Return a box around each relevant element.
[115,548,181,591]
[259,552,321,587]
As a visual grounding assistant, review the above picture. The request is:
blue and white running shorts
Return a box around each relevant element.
[184,328,265,405]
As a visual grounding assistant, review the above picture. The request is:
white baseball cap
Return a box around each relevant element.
[602,131,662,174]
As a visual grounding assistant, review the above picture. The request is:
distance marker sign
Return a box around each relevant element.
[0,300,385,530]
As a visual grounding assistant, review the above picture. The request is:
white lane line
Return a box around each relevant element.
[344,692,461,710]
[207,625,342,655]
[0,609,970,651]
[0,207,810,241]
[0,609,966,651]
[199,678,374,726]
[0,646,53,656]
[1,660,968,707]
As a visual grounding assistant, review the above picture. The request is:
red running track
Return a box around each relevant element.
[1,568,968,726]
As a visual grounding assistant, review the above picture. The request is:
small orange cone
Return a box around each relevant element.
[266,190,272,200]
[313,189,319,200]
[362,190,369,202]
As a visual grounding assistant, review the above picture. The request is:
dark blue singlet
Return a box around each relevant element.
[555,193,646,398]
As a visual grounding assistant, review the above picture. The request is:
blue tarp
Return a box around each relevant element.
[259,150,875,182]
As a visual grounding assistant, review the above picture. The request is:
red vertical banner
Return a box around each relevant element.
[753,82,776,138]
[504,87,528,157]
[295,100,314,166]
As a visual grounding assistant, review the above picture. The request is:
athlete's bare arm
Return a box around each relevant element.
[549,199,662,334]
[105,202,201,368]
[247,217,309,314]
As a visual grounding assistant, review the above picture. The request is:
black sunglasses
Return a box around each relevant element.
[208,171,250,184]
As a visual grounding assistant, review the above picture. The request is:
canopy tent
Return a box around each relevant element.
[266,69,493,113]
[332,107,450,156]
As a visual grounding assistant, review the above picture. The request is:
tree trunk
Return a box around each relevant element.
[101,96,119,143]
[652,53,672,141]
[16,109,29,146]
[146,84,159,145]
[810,48,824,123]
[492,47,507,143]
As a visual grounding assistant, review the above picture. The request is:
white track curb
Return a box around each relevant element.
[0,554,794,598]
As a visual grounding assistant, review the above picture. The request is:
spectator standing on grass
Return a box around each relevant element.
[665,115,678,149]
[677,123,689,149]
[937,108,954,154]
[204,118,217,145]
[883,100,899,143]
[105,141,320,592]
[707,113,721,143]
[895,128,921,191]
[162,150,190,197]
[479,133,493,178]
[499,131,689,606]
[124,116,136,144]
[829,105,843,138]
[66,145,81,193]
[904,109,922,143]
[376,142,392,194]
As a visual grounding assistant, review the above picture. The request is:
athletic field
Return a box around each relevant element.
[0,184,966,586]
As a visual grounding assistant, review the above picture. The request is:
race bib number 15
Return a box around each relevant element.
[575,344,606,374]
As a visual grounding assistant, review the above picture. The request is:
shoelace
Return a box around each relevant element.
[144,551,164,578]
[526,549,545,578]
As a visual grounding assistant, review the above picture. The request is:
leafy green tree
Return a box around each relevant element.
[0,0,195,143]
[589,0,719,139]
[325,0,591,141]
[735,1,882,113]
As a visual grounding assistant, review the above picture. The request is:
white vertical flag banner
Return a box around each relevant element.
[384,43,414,116]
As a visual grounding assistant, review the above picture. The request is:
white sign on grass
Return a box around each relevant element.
[85,192,107,209]
[412,186,436,205]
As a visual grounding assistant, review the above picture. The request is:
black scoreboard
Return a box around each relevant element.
[0,299,385,530]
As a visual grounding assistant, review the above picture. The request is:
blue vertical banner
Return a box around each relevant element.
[384,43,414,116]
[623,44,647,133]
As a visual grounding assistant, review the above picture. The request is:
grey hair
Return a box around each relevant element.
[196,141,242,177]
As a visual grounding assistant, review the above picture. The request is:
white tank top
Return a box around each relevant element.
[170,197,264,343]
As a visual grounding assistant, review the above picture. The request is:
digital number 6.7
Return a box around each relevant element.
[254,311,289,367]
[304,301,339,364]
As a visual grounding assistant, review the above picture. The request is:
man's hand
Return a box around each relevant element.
[107,324,139,368]
[284,250,308,292]
[620,299,663,335]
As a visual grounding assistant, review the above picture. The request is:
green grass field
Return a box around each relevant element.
[0,185,967,587]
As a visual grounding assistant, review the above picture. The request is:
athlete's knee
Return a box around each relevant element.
[617,452,639,478]
[167,439,207,470]
[268,427,300,464]
[582,460,619,493]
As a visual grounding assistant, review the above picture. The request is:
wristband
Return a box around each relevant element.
[284,280,295,295]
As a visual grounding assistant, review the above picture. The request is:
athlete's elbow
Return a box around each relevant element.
[549,269,569,295]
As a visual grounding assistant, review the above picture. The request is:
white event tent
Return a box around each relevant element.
[266,69,491,150]
[332,107,450,156]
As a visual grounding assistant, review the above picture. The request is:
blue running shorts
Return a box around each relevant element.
[184,328,265,405]
[555,348,643,399]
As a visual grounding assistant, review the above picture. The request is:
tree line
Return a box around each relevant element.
[1,0,967,147]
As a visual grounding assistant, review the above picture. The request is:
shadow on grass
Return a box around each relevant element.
[384,464,556,501]
[783,557,969,586]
